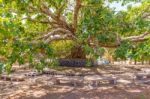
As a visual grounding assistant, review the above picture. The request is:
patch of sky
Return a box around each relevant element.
[105,1,141,12]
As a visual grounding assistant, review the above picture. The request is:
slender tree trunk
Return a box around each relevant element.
[141,56,144,65]
[129,59,132,65]
[134,59,137,65]
[149,60,150,65]
[142,60,144,65]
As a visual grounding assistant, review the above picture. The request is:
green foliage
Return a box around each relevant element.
[83,44,105,59]
[84,44,94,55]
[98,47,105,57]
[0,0,150,72]
[97,33,116,43]
[48,59,59,67]
[135,42,150,61]
[1,38,54,73]
[4,62,12,74]
[120,41,150,62]
[114,41,132,59]
[86,59,92,67]
[0,62,4,74]
[35,62,45,72]
[51,41,74,58]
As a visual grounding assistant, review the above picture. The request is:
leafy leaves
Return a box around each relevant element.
[114,41,132,59]
[0,0,150,72]
[0,62,4,74]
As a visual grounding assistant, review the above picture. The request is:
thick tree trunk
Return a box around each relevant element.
[67,45,86,59]
[59,45,93,67]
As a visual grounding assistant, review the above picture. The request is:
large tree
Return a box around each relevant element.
[0,0,150,71]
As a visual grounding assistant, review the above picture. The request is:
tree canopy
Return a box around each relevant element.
[0,0,150,72]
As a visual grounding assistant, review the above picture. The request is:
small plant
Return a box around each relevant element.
[4,63,12,74]
[35,62,44,73]
[48,59,59,68]
[0,62,4,74]
[86,60,92,67]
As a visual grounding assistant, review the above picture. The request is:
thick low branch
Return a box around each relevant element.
[89,32,150,48]
[40,2,74,33]
[122,32,150,42]
[45,34,73,43]
[38,28,74,40]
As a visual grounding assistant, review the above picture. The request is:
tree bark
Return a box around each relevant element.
[67,45,86,59]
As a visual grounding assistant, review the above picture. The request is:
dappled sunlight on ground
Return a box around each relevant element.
[1,64,150,99]
[126,89,142,93]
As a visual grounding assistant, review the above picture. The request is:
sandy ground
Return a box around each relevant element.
[1,64,150,99]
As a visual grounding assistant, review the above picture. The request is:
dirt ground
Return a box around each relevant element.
[1,64,150,99]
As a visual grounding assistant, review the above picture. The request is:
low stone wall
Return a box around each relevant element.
[58,59,97,67]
